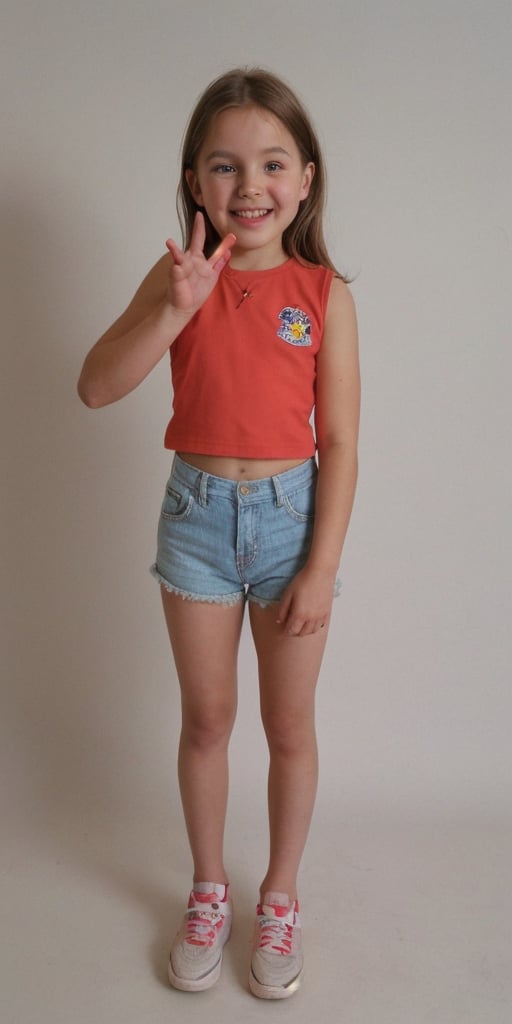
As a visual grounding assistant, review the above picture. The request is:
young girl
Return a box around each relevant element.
[78,68,360,1000]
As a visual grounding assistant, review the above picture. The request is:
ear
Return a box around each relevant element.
[299,162,315,200]
[185,168,204,206]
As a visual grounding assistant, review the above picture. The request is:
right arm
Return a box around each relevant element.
[77,213,235,408]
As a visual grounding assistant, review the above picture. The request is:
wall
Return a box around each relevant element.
[2,1,511,860]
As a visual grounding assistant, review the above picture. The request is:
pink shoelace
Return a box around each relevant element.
[185,892,225,948]
[257,909,294,956]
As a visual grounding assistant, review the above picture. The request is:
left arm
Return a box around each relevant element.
[277,277,360,636]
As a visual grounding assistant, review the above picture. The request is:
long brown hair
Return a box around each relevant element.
[177,68,345,278]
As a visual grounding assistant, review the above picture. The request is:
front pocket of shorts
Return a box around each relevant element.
[282,484,316,523]
[161,483,194,521]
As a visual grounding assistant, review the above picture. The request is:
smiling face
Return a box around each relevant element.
[185,105,315,270]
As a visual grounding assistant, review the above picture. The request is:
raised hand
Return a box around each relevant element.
[165,212,236,316]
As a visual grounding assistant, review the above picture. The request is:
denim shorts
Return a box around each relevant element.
[150,454,338,607]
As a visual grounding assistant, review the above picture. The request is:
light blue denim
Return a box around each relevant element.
[150,455,340,607]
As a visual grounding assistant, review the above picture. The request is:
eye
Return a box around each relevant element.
[265,161,283,172]
[212,164,236,174]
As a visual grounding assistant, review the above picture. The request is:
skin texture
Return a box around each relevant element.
[77,102,360,902]
[184,105,314,272]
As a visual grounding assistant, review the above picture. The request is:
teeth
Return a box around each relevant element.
[233,209,270,219]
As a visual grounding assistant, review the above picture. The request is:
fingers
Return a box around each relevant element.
[283,618,328,638]
[165,237,184,264]
[275,591,292,629]
[211,232,237,269]
[165,213,205,263]
[190,210,206,254]
[166,219,236,272]
[276,597,328,638]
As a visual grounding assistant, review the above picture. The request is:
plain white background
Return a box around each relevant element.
[1,2,511,1021]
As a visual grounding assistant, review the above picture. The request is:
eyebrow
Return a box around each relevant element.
[204,147,291,161]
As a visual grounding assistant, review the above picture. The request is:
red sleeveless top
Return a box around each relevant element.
[164,258,334,459]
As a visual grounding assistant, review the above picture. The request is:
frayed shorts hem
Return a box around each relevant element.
[150,564,281,609]
[150,564,244,607]
[150,564,339,609]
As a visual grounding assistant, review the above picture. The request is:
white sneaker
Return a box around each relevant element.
[249,892,304,999]
[168,882,232,992]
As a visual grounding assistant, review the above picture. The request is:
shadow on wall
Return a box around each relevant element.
[1,167,181,856]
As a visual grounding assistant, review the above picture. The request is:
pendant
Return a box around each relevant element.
[235,287,253,309]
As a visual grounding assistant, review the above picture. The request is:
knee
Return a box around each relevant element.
[262,709,316,758]
[182,702,236,751]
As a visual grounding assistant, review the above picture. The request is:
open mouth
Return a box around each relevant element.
[231,209,272,220]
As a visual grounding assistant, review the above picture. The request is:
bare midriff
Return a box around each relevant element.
[177,452,309,481]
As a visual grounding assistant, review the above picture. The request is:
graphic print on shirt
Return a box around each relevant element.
[277,307,312,347]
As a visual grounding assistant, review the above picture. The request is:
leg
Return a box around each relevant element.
[249,603,329,901]
[161,589,245,884]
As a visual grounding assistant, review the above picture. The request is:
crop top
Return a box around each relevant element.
[164,257,334,459]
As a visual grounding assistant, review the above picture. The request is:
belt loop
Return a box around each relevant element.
[198,471,209,507]
[272,473,284,507]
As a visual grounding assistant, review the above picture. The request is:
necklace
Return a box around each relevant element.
[234,283,253,309]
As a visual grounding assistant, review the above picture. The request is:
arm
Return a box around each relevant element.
[77,213,235,408]
[277,277,360,636]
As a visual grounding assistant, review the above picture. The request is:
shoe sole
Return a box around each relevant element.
[249,966,303,1000]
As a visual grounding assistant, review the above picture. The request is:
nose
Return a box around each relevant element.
[237,172,263,198]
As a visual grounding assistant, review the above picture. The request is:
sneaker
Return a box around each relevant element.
[168,882,232,992]
[249,892,304,999]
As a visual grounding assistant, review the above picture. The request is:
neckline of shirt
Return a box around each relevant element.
[224,257,295,279]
